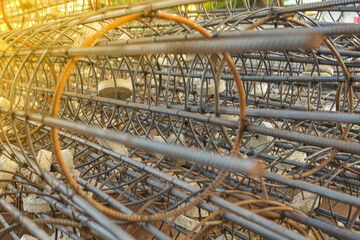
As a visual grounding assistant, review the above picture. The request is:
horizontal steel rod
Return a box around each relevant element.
[8,34,320,57]
[97,24,360,46]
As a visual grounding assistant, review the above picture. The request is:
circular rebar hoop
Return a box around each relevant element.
[0,0,359,239]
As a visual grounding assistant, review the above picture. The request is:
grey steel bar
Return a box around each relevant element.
[7,33,319,58]
[251,0,360,18]
[264,172,360,207]
[0,199,50,240]
[55,125,360,215]
[23,112,259,174]
[0,213,20,240]
[43,173,135,240]
[97,24,360,47]
[75,158,306,240]
[245,124,360,155]
[17,181,120,240]
[27,87,360,125]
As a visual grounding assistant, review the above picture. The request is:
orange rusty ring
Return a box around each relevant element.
[50,11,252,222]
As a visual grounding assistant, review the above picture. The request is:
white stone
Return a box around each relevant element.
[324,235,337,240]
[194,78,226,96]
[15,96,25,109]
[0,39,9,51]
[291,191,322,212]
[254,83,268,96]
[294,100,314,110]
[96,138,128,157]
[302,65,333,78]
[60,149,75,174]
[37,149,52,171]
[337,221,345,228]
[118,33,131,40]
[245,122,274,154]
[98,0,109,7]
[21,0,35,9]
[184,207,209,218]
[304,65,333,76]
[210,54,221,67]
[2,125,13,136]
[0,97,10,109]
[31,150,52,187]
[69,100,82,117]
[23,195,51,213]
[301,72,332,77]
[70,148,76,155]
[47,8,64,17]
[220,114,239,122]
[73,23,102,47]
[321,10,356,23]
[324,103,336,112]
[0,155,18,188]
[220,114,239,131]
[20,235,37,240]
[184,54,197,62]
[157,56,166,64]
[168,133,185,145]
[214,132,221,140]
[154,136,165,143]
[185,53,220,66]
[98,78,133,99]
[278,151,307,169]
[205,80,226,96]
[71,100,79,112]
[172,215,200,233]
[320,65,334,75]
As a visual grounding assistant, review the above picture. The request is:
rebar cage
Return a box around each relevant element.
[0,0,359,239]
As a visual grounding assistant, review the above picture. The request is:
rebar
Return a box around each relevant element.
[0,0,360,239]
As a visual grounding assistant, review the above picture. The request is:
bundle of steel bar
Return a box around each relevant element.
[0,0,359,239]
